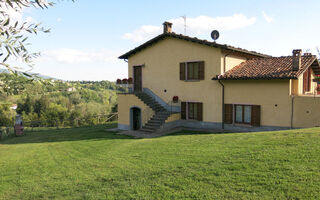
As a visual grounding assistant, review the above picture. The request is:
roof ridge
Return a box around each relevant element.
[119,32,270,59]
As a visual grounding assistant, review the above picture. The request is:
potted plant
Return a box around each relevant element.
[172,96,179,103]
[313,76,320,84]
[122,78,128,84]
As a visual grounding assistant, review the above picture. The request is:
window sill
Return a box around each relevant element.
[183,80,201,82]
[233,123,253,127]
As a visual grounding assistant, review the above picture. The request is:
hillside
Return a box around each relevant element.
[0,125,319,199]
[0,73,126,127]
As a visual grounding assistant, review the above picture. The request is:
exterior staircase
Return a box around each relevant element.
[135,92,172,133]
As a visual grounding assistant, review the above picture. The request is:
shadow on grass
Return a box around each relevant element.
[0,123,135,145]
[167,129,230,137]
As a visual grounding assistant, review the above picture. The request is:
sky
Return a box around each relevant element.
[4,0,320,81]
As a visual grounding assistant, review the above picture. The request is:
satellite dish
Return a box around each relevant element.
[211,30,219,42]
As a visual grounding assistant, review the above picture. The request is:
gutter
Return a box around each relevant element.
[218,80,225,129]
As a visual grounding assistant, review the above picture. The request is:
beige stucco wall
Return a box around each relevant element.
[222,54,247,74]
[224,80,292,127]
[293,96,320,127]
[165,113,181,123]
[118,93,154,127]
[127,37,228,123]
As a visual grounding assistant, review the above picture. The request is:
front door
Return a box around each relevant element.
[133,66,142,92]
[132,107,141,130]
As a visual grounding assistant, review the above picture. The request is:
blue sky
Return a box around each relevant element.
[11,0,320,81]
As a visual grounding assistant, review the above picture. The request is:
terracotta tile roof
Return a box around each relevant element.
[119,32,269,59]
[213,55,320,80]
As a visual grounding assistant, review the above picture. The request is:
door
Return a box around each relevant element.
[132,107,141,130]
[133,66,142,92]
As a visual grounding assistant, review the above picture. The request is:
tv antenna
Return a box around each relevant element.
[211,30,220,42]
[181,15,186,35]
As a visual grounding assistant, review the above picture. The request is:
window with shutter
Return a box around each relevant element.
[233,104,261,126]
[181,102,203,121]
[179,61,205,81]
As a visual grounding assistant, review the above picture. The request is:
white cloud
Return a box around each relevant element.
[123,25,161,42]
[122,14,256,42]
[57,17,62,22]
[262,11,273,23]
[33,48,127,81]
[39,48,120,64]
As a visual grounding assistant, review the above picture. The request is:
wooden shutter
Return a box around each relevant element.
[251,105,261,126]
[303,70,308,93]
[224,104,233,124]
[307,68,312,91]
[181,102,186,120]
[199,61,205,80]
[197,103,203,121]
[180,63,186,80]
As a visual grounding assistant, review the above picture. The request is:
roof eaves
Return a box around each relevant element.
[119,32,270,59]
[295,56,318,77]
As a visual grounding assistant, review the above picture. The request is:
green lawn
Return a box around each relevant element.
[0,124,320,199]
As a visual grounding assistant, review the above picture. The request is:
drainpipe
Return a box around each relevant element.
[291,95,294,129]
[218,79,225,129]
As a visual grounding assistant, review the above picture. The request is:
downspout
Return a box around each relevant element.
[218,53,230,129]
[218,79,225,129]
[291,95,294,129]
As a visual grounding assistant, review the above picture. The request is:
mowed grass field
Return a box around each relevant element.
[0,124,320,199]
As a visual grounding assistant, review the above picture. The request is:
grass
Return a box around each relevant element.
[0,124,320,199]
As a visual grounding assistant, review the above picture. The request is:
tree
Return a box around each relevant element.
[0,0,72,94]
[0,1,54,70]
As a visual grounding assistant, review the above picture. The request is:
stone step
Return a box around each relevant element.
[144,124,161,129]
[140,127,155,133]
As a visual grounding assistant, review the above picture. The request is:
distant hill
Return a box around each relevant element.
[0,68,60,80]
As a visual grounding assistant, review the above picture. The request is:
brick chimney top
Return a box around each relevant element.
[292,49,302,71]
[303,53,312,56]
[163,21,172,33]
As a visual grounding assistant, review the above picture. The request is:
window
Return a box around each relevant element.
[180,61,204,80]
[224,104,261,126]
[181,102,203,121]
[235,105,252,124]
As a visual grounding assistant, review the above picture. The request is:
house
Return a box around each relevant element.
[117,21,320,133]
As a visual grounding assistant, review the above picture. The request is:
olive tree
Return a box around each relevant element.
[0,0,71,94]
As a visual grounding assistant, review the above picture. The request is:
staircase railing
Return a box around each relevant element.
[166,100,181,114]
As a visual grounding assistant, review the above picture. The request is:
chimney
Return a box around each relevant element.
[292,49,302,71]
[163,21,172,33]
